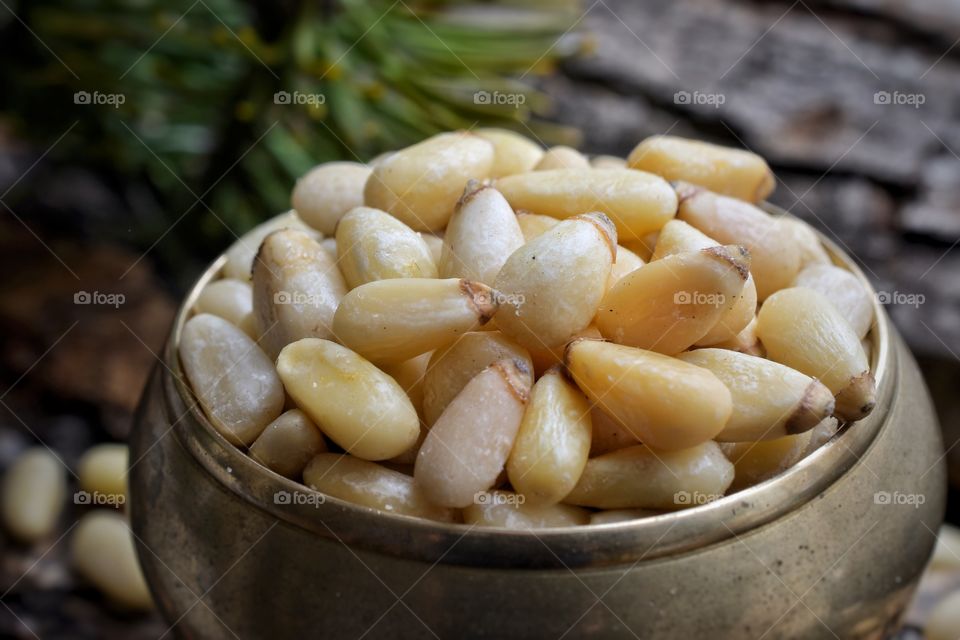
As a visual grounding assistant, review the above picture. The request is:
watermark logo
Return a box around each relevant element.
[74,290,125,308]
[274,91,326,107]
[874,491,925,508]
[474,491,525,507]
[674,490,722,506]
[875,290,924,308]
[673,291,726,307]
[674,90,725,108]
[873,90,925,109]
[475,290,526,308]
[273,291,325,307]
[473,90,526,108]
[74,490,125,507]
[273,490,326,507]
[74,90,126,109]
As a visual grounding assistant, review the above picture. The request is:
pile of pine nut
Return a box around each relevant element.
[180,131,877,528]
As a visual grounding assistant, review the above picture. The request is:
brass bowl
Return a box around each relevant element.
[129,211,946,639]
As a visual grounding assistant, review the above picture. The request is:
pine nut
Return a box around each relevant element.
[622,231,659,262]
[421,233,444,264]
[678,349,835,441]
[721,434,813,491]
[463,491,589,528]
[565,339,732,451]
[650,219,758,345]
[589,407,641,456]
[440,182,524,284]
[534,145,590,171]
[608,245,646,287]
[506,368,592,505]
[496,168,678,241]
[333,278,499,364]
[194,278,257,338]
[476,128,543,177]
[252,228,347,359]
[335,206,438,288]
[249,409,327,478]
[77,444,128,505]
[757,287,876,421]
[793,264,874,339]
[564,443,734,510]
[180,314,285,445]
[381,352,432,464]
[72,511,153,610]
[1,448,66,542]
[423,331,531,426]
[292,162,371,235]
[515,210,559,242]
[710,317,764,357]
[778,217,832,267]
[276,338,420,461]
[628,135,775,203]
[223,212,317,281]
[364,131,494,231]
[303,454,457,522]
[414,359,531,508]
[596,245,751,355]
[590,155,627,170]
[494,212,616,349]
[527,325,602,377]
[677,184,799,300]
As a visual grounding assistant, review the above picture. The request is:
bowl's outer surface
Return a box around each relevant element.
[129,223,946,640]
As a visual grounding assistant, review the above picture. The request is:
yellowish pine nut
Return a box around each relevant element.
[608,245,646,287]
[589,509,659,525]
[678,349,835,441]
[590,155,627,169]
[778,217,832,267]
[495,168,678,241]
[252,229,347,358]
[333,278,499,364]
[564,442,734,510]
[422,332,531,425]
[421,233,445,265]
[223,212,318,281]
[927,591,960,640]
[650,220,758,345]
[677,184,800,300]
[476,128,543,177]
[565,339,732,451]
[194,278,257,339]
[414,359,531,508]
[930,524,960,571]
[527,325,602,377]
[292,162,372,235]
[589,407,641,456]
[721,434,813,491]
[277,339,420,461]
[793,264,874,339]
[628,135,775,202]
[71,511,153,610]
[596,245,751,355]
[335,206,438,289]
[515,210,559,242]
[534,145,590,171]
[1,448,66,542]
[381,352,432,465]
[180,314,285,445]
[711,316,764,357]
[494,212,616,349]
[249,409,327,478]
[440,182,524,284]
[77,444,128,505]
[303,454,458,522]
[757,287,876,421]
[622,231,659,262]
[463,491,589,528]
[506,368,592,505]
[364,131,494,231]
